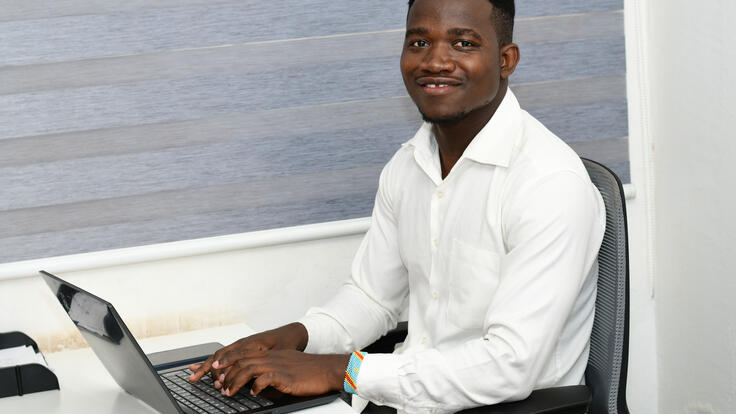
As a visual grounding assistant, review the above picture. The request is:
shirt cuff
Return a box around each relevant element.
[355,352,404,408]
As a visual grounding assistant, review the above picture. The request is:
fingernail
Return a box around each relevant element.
[214,380,221,388]
[219,374,225,382]
[224,388,230,396]
[212,361,219,369]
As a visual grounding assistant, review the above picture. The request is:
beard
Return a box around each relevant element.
[416,96,497,126]
[419,109,469,125]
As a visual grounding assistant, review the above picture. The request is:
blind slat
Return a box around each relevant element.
[0,165,383,239]
[1,74,626,168]
[1,11,623,96]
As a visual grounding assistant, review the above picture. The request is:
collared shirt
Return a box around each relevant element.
[299,89,605,413]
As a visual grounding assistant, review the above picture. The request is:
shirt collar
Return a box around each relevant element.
[403,87,523,172]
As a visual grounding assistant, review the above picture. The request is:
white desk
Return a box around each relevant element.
[0,324,354,413]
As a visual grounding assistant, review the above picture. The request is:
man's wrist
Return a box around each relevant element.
[274,322,309,351]
[328,354,351,391]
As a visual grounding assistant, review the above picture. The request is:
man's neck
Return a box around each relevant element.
[434,85,507,179]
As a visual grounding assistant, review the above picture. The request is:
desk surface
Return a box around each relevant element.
[0,324,354,413]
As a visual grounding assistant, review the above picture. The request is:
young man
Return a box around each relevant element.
[190,0,605,412]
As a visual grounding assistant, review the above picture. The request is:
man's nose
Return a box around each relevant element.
[422,45,455,73]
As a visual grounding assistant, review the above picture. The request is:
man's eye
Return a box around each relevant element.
[454,40,474,48]
[409,40,428,47]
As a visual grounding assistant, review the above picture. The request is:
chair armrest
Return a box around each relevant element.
[457,385,591,414]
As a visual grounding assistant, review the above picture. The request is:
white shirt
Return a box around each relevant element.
[299,89,605,413]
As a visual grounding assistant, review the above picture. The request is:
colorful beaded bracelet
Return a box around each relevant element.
[344,350,366,394]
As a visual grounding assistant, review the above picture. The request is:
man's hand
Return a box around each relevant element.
[218,350,349,397]
[189,322,309,388]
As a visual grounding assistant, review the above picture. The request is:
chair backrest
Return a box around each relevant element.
[581,159,630,414]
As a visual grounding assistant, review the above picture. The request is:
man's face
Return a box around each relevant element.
[400,0,505,124]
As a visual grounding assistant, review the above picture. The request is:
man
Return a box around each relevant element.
[190,0,605,412]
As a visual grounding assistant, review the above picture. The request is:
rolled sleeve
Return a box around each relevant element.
[297,312,353,354]
[298,161,410,355]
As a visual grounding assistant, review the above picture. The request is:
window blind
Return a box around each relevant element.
[0,0,627,263]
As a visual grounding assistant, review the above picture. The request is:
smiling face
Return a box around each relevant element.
[400,0,518,125]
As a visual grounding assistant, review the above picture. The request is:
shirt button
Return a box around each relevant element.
[436,190,444,199]
[432,291,439,300]
[432,238,439,248]
[421,336,428,345]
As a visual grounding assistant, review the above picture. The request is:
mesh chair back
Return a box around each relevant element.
[582,159,630,414]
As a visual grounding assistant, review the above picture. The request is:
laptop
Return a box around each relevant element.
[40,270,339,414]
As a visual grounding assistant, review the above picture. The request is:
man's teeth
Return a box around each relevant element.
[426,84,449,88]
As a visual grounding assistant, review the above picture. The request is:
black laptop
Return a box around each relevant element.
[40,270,339,414]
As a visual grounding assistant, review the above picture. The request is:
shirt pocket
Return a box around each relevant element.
[447,238,501,331]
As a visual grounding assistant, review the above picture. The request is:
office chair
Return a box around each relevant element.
[364,158,630,414]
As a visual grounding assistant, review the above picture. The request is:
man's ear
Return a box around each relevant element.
[500,43,520,79]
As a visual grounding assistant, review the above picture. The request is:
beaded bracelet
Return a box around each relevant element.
[343,350,366,394]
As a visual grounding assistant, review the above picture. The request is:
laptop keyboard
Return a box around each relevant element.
[161,368,274,414]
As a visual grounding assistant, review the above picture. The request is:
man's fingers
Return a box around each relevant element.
[222,363,261,397]
[250,371,282,396]
[217,348,266,370]
[191,335,281,385]
[189,344,230,381]
[189,356,214,381]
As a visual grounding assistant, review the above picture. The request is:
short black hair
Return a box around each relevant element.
[407,0,515,46]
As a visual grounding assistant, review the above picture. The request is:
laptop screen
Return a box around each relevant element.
[40,270,181,414]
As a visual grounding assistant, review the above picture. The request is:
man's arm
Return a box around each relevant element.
[190,161,410,395]
[298,160,410,354]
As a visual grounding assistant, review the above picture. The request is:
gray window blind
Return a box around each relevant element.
[0,0,627,263]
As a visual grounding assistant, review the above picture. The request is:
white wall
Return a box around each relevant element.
[0,222,366,354]
[645,1,736,412]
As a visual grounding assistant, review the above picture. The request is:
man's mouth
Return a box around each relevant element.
[416,77,461,94]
